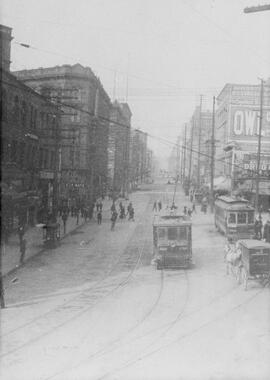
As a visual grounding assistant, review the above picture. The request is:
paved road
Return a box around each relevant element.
[1,184,270,380]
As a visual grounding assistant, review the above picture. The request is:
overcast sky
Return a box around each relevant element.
[1,0,270,166]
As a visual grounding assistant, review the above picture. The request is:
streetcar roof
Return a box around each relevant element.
[153,213,192,226]
[238,239,270,249]
[215,196,254,210]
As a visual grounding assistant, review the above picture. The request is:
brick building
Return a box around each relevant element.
[1,25,61,235]
[14,64,111,205]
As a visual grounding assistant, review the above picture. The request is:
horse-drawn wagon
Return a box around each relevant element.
[237,239,270,290]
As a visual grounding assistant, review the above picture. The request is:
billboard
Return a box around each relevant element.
[230,107,270,140]
[234,150,270,177]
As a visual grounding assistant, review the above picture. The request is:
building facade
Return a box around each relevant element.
[108,101,131,197]
[216,81,270,207]
[14,64,112,205]
[129,129,148,188]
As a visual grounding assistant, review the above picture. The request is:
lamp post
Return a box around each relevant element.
[255,79,264,214]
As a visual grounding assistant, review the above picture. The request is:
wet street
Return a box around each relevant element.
[1,183,270,380]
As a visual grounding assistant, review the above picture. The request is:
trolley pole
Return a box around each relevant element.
[183,124,187,184]
[210,96,216,213]
[197,95,203,188]
[188,117,194,193]
[255,79,264,214]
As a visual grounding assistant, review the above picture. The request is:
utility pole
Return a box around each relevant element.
[255,79,264,214]
[188,117,194,194]
[210,96,216,213]
[183,123,187,185]
[197,95,203,188]
[176,136,181,179]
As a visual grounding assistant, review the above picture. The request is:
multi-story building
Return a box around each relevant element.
[216,81,270,207]
[108,101,132,196]
[1,25,61,235]
[14,64,112,205]
[186,107,212,187]
[129,129,148,188]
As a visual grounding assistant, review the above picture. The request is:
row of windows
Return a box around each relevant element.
[1,88,57,132]
[2,139,55,171]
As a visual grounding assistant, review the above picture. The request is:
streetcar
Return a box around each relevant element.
[214,196,255,241]
[153,211,192,269]
[237,239,270,290]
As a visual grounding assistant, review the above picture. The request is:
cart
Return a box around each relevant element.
[237,239,270,290]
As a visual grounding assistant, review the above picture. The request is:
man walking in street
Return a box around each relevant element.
[62,210,68,234]
[111,210,118,230]
[97,210,102,225]
[153,201,157,212]
[158,200,162,212]
[19,238,26,264]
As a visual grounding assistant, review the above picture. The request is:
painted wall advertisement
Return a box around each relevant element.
[230,106,270,140]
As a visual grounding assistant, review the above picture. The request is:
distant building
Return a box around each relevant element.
[129,129,148,188]
[186,107,212,187]
[108,101,132,197]
[216,81,270,207]
[14,64,111,204]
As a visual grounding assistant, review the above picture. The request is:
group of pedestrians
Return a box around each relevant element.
[110,201,135,231]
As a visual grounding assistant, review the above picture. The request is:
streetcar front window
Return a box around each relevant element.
[168,227,177,240]
[178,227,187,240]
[237,212,247,224]
[158,228,166,239]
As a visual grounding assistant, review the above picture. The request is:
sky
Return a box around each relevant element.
[1,0,270,167]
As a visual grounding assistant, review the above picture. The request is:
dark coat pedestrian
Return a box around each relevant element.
[158,200,162,211]
[153,201,157,212]
[62,212,68,234]
[111,210,118,230]
[97,210,102,225]
[183,206,187,215]
[111,202,116,213]
[128,207,135,221]
[19,238,26,264]
[120,206,126,219]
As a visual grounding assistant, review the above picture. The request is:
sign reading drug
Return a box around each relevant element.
[231,108,270,139]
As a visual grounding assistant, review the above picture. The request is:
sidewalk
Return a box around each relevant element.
[1,199,113,277]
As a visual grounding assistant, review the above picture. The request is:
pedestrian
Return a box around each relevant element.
[183,206,187,215]
[119,205,126,219]
[111,210,118,230]
[18,224,25,245]
[153,201,157,212]
[254,219,260,239]
[111,201,116,213]
[97,210,102,225]
[128,206,135,221]
[62,211,68,234]
[192,202,196,213]
[258,215,263,240]
[127,202,132,214]
[187,208,192,217]
[158,200,162,211]
[263,212,270,243]
[19,238,26,264]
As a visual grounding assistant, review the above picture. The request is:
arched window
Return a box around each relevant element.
[21,101,27,126]
[13,95,20,122]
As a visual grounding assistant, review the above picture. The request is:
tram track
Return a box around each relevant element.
[0,198,153,359]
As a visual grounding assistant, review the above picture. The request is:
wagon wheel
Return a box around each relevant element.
[241,268,248,291]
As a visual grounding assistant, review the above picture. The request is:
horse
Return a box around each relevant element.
[224,243,243,283]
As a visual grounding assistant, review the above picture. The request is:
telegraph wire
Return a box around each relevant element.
[3,78,269,177]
